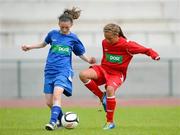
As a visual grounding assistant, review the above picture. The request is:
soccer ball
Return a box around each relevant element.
[61,112,79,129]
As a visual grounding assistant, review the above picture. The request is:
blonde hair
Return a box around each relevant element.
[104,23,126,39]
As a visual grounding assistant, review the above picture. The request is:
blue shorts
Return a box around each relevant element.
[44,74,73,97]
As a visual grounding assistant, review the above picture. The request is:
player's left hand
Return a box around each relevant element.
[89,57,96,64]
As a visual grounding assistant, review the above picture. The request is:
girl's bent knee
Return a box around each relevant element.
[79,71,87,80]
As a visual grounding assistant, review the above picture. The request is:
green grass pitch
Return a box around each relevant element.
[0,107,180,135]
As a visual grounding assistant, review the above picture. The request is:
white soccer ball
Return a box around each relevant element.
[61,112,79,129]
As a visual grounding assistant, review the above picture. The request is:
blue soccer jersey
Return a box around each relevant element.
[43,29,85,96]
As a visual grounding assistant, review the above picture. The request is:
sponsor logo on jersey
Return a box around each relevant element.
[106,53,123,64]
[51,45,70,55]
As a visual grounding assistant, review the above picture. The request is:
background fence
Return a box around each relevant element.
[0,0,180,99]
[0,58,179,99]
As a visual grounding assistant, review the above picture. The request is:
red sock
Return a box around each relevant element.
[85,80,103,99]
[106,96,116,123]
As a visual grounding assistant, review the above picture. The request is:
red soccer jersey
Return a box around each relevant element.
[101,37,159,79]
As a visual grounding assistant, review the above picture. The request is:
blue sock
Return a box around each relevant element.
[58,109,63,122]
[50,106,61,124]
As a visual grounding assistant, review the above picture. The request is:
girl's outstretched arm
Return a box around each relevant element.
[79,54,96,64]
[127,41,160,61]
[21,42,47,51]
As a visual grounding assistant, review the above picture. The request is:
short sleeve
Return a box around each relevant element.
[73,38,85,56]
[44,31,52,44]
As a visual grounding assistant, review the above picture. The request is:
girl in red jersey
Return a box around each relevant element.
[79,23,160,130]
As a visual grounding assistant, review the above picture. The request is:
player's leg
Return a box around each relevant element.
[45,86,64,130]
[103,74,124,130]
[103,86,116,130]
[79,67,104,100]
[45,94,53,108]
[45,93,62,129]
[44,80,54,108]
[44,80,57,130]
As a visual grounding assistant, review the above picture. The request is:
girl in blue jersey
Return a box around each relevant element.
[22,7,96,131]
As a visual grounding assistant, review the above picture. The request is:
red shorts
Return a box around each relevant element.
[90,65,124,91]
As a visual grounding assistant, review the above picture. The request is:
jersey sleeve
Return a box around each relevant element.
[44,31,52,44]
[126,41,160,60]
[73,37,86,56]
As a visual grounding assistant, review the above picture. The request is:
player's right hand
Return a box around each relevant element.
[89,57,96,64]
[21,45,31,51]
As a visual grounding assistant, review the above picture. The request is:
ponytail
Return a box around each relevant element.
[58,7,81,23]
[118,26,126,39]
